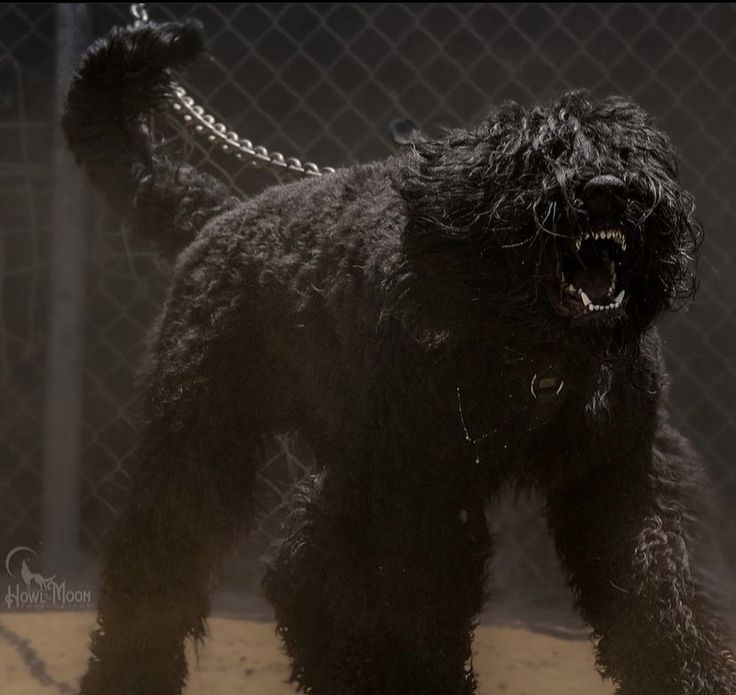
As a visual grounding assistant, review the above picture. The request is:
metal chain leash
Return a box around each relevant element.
[130,3,336,179]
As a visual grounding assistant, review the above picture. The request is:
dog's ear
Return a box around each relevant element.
[389,118,426,146]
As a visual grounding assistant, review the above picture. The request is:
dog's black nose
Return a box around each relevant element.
[583,175,627,216]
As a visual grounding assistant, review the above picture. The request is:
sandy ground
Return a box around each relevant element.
[0,610,614,695]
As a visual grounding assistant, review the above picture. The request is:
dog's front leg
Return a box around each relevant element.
[546,420,736,695]
[264,463,493,695]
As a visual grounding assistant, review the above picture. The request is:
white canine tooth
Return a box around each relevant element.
[614,289,625,303]
[580,291,591,307]
[575,239,582,251]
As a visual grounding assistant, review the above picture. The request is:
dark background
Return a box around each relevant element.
[1,3,734,615]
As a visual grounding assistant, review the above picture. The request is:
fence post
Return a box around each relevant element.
[41,3,91,576]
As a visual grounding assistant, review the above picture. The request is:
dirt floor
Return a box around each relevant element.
[0,610,615,695]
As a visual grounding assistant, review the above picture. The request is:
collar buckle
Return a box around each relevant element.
[528,370,566,429]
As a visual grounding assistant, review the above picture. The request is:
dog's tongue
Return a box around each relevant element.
[572,263,610,301]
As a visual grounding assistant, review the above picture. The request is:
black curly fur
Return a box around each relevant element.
[64,21,734,695]
[61,20,237,258]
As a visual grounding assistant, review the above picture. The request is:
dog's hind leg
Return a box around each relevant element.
[79,249,271,695]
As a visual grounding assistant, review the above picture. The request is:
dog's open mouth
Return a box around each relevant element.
[548,228,628,319]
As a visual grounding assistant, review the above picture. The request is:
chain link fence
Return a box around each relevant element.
[2,3,735,608]
[0,2,55,556]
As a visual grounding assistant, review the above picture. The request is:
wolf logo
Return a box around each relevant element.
[19,559,55,592]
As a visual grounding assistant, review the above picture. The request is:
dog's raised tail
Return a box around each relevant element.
[62,21,237,258]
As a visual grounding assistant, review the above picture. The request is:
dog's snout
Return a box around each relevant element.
[583,175,627,216]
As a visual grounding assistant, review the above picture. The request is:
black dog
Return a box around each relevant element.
[63,21,736,695]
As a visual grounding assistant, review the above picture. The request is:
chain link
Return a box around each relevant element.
[129,3,335,179]
[130,3,148,23]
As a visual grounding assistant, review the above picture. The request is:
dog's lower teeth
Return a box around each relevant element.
[580,291,591,307]
[584,289,627,313]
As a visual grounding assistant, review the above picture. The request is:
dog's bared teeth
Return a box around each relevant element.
[586,289,626,313]
[576,229,629,255]
[579,290,592,307]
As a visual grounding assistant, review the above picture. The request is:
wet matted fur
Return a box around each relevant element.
[63,20,736,695]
